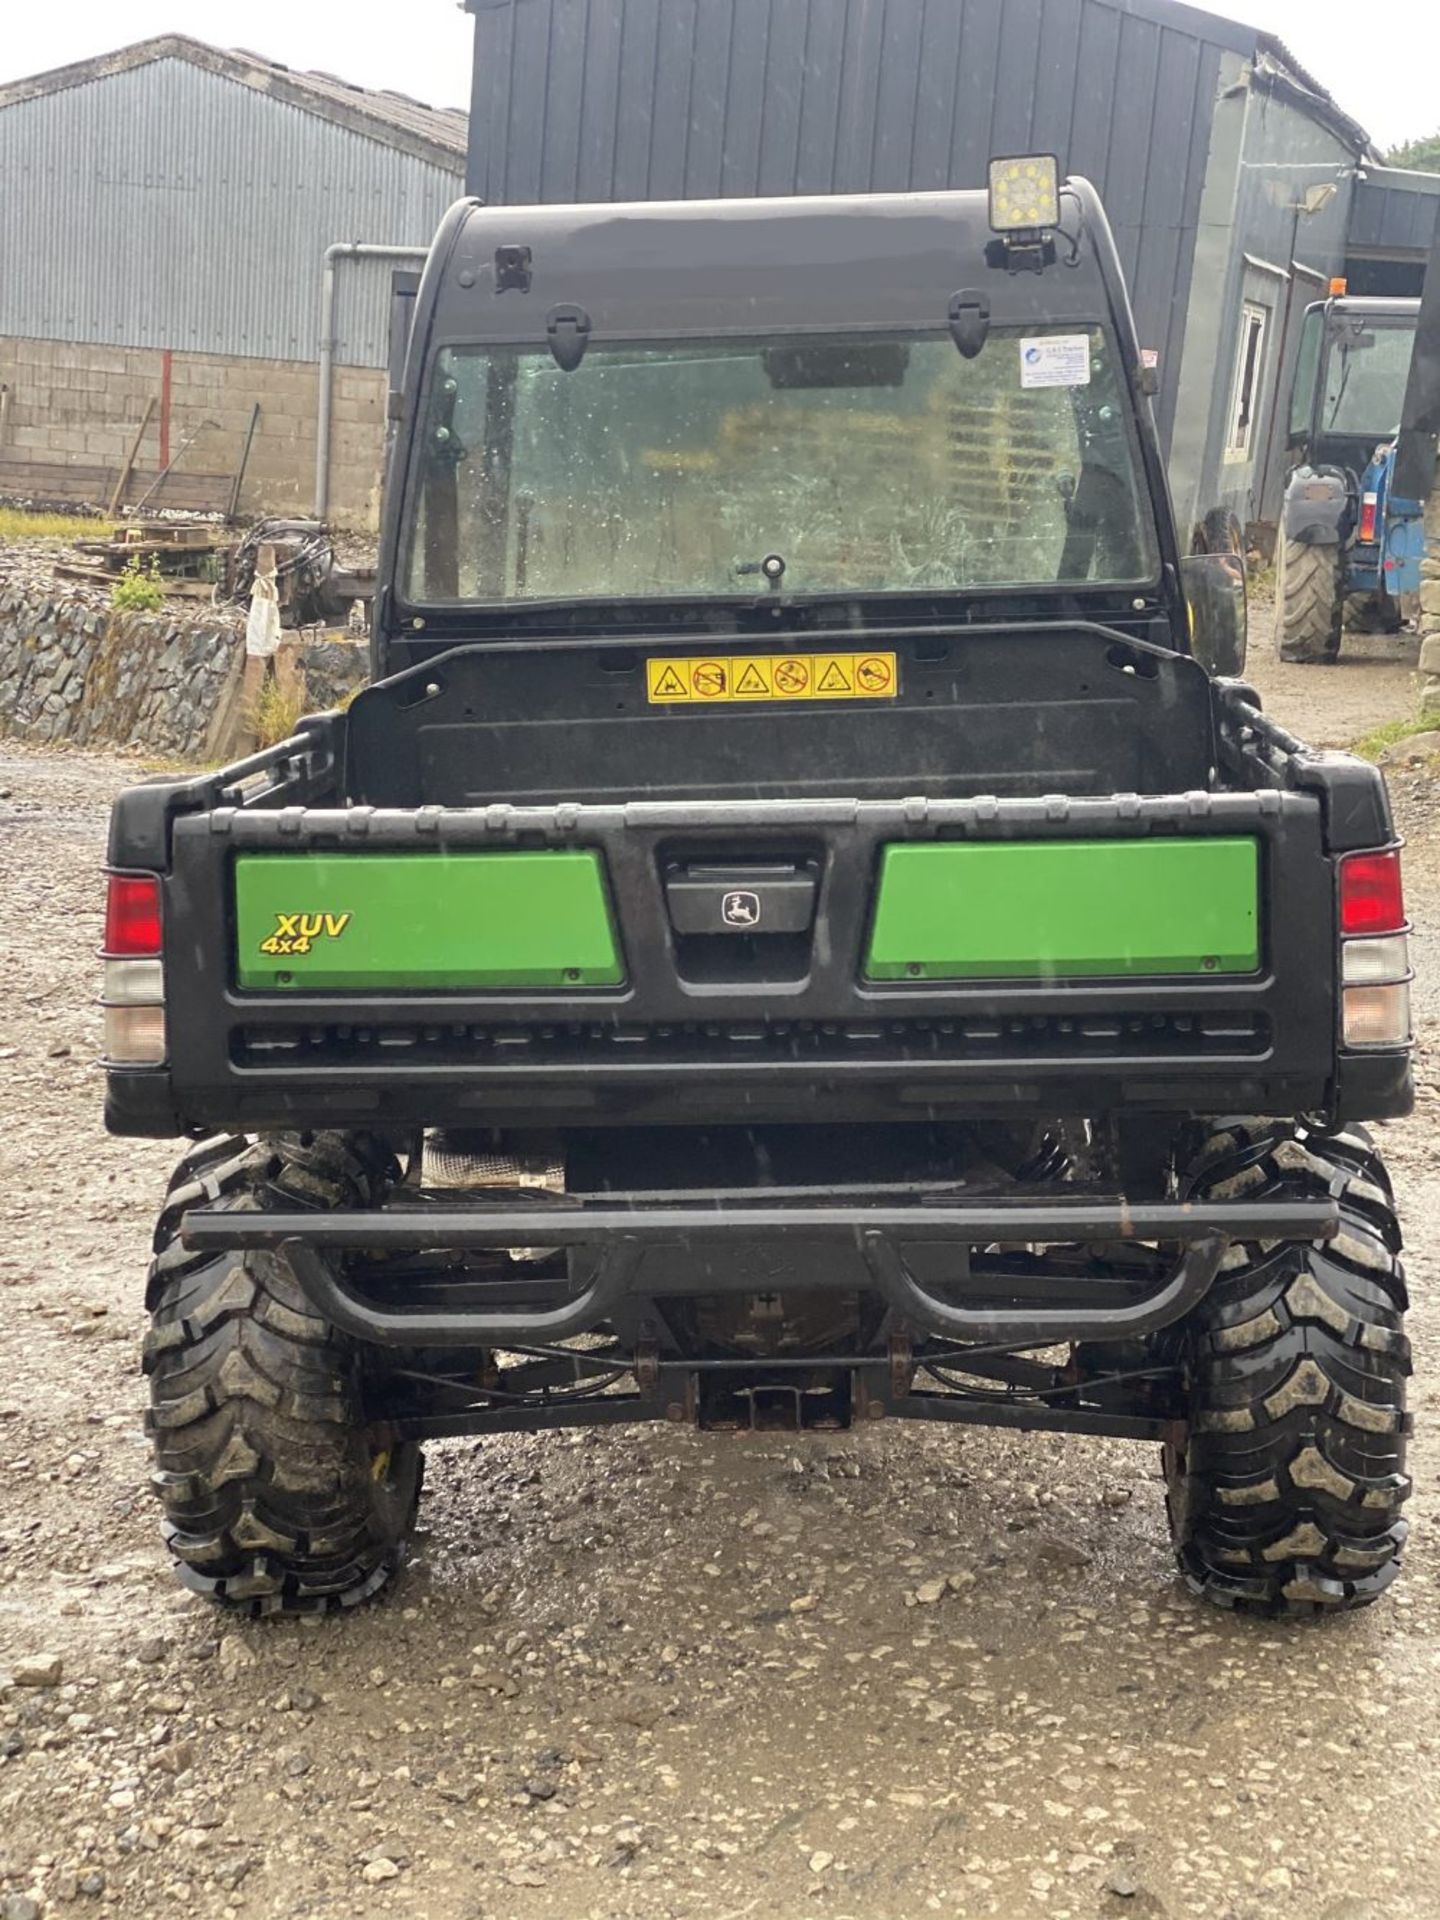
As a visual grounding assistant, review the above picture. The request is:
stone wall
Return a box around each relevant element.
[0,335,387,530]
[0,577,245,757]
[0,569,370,759]
[1420,489,1440,726]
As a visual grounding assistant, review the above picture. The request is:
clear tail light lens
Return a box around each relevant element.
[1343,983,1411,1049]
[1342,934,1411,986]
[102,958,165,1005]
[1358,492,1379,543]
[103,1004,168,1065]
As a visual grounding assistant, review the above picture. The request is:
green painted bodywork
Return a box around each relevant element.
[234,852,624,990]
[864,838,1260,980]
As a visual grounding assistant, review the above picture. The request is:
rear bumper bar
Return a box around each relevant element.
[182,1196,1339,1349]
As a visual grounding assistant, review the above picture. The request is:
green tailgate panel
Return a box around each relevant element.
[865,838,1260,980]
[235,852,623,991]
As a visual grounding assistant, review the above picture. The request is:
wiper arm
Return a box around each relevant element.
[1326,353,1354,429]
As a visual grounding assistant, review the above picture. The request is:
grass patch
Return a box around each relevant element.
[251,676,306,749]
[1352,717,1439,763]
[111,554,166,612]
[0,507,113,541]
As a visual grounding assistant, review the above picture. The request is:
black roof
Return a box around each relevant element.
[427,184,1126,346]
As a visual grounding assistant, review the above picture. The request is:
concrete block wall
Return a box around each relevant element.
[0,336,387,528]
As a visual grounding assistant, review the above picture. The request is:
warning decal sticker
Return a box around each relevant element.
[646,652,897,704]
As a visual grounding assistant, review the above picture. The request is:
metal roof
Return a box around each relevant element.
[0,50,460,364]
[0,34,468,169]
[1251,33,1373,158]
[1350,166,1440,256]
[462,0,1258,53]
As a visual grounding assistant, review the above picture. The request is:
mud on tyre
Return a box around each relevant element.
[143,1132,422,1617]
[1276,538,1343,663]
[1163,1121,1410,1614]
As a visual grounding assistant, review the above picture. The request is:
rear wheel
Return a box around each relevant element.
[1277,539,1343,662]
[144,1132,422,1617]
[1347,591,1405,636]
[1194,507,1245,557]
[1163,1121,1410,1615]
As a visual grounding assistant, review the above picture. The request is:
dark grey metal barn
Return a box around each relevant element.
[462,0,1436,545]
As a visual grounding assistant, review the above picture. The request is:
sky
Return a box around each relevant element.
[0,0,1436,153]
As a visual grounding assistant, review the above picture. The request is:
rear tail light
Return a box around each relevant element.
[104,874,162,956]
[1342,933,1410,985]
[1343,983,1411,1049]
[1338,849,1411,1048]
[1339,850,1405,935]
[1358,491,1379,543]
[101,872,166,1065]
[104,1004,168,1065]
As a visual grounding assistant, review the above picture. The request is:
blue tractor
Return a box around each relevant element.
[1278,296,1425,662]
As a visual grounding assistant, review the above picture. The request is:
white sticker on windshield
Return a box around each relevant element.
[1019,335,1092,389]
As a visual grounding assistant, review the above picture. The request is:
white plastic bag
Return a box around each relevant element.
[245,544,282,658]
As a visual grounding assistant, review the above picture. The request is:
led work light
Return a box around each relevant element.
[988,155,1061,234]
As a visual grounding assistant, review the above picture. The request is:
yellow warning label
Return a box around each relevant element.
[646,652,897,704]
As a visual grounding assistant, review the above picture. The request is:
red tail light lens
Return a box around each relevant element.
[104,874,162,956]
[1358,492,1379,542]
[1339,850,1405,936]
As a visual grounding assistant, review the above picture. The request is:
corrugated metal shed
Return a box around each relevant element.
[1350,168,1440,256]
[0,38,464,366]
[465,0,1259,445]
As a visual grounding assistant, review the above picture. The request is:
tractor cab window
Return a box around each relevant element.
[1288,306,1324,444]
[403,327,1160,607]
[1321,321,1416,437]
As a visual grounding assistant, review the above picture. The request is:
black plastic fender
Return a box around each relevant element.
[1282,465,1352,547]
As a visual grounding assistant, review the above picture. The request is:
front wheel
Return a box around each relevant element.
[144,1133,422,1617]
[1162,1122,1410,1615]
[1276,538,1343,662]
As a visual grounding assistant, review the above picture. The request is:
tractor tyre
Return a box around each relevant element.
[1347,592,1405,637]
[1276,539,1343,662]
[1162,1121,1410,1615]
[1194,507,1245,557]
[143,1132,422,1618]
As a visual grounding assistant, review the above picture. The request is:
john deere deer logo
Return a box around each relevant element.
[258,911,352,958]
[721,890,761,929]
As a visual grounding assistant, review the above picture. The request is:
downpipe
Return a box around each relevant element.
[315,241,429,520]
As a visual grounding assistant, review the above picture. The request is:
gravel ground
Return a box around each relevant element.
[0,626,1438,1920]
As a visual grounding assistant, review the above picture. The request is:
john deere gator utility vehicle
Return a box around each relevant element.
[103,161,1415,1619]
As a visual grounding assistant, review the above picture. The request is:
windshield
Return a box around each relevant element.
[403,328,1160,606]
[1322,323,1416,435]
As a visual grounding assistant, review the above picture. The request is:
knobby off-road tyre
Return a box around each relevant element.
[144,1132,422,1617]
[1164,1121,1410,1615]
[1276,538,1343,663]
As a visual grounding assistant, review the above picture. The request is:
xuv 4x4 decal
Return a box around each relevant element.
[258,912,353,958]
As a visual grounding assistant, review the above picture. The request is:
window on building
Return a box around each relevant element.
[1225,303,1268,461]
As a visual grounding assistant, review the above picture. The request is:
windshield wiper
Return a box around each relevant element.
[1326,352,1355,429]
